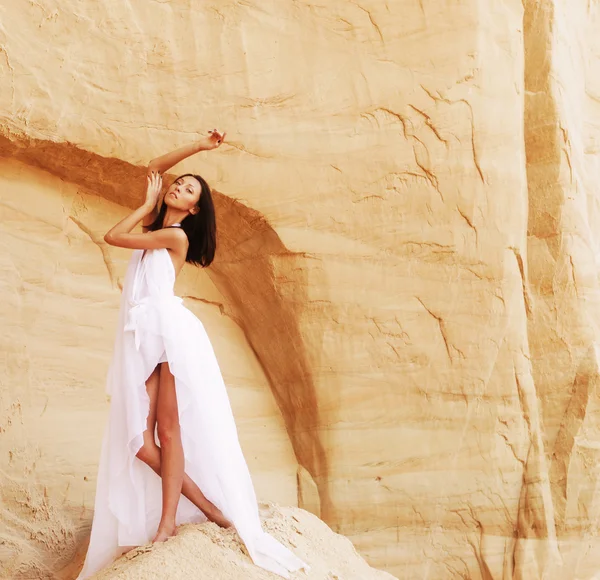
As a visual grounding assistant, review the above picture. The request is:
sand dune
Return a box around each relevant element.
[87,505,396,580]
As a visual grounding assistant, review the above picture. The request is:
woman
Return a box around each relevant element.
[76,131,309,579]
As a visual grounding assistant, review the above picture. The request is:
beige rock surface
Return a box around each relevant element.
[0,1,599,579]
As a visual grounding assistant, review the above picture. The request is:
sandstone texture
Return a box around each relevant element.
[0,1,599,579]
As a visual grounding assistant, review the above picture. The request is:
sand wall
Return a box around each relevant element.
[1,1,599,578]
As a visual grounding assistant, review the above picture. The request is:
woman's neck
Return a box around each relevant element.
[163,210,187,228]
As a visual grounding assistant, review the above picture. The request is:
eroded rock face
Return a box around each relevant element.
[0,1,599,579]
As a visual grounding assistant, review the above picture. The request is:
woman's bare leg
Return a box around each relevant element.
[152,361,184,541]
[136,365,231,540]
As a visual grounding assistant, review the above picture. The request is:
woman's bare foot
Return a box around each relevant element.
[203,507,233,529]
[152,523,177,543]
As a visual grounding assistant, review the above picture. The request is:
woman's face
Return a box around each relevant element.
[164,176,201,212]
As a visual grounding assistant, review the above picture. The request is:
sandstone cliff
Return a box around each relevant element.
[0,1,599,579]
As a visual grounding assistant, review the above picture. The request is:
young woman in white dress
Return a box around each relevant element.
[76,130,309,579]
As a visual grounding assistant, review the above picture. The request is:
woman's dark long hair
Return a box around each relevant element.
[147,173,216,267]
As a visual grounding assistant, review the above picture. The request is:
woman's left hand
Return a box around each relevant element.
[144,170,163,209]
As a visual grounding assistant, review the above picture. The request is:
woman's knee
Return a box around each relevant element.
[156,419,181,446]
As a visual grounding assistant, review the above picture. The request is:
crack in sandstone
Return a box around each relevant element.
[415,296,465,362]
[350,2,384,42]
[569,253,579,297]
[369,106,445,199]
[455,203,479,246]
[225,141,274,159]
[407,104,449,147]
[510,246,532,316]
[497,417,526,466]
[468,527,495,580]
[180,295,228,317]
[67,216,119,290]
[420,84,486,185]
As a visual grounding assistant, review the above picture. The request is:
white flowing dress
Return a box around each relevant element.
[77,235,309,579]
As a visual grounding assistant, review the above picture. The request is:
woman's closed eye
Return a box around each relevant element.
[176,180,193,194]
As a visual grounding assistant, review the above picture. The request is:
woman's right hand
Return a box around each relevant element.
[198,129,226,151]
[144,170,163,209]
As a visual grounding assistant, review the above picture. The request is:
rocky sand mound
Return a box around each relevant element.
[88,504,396,580]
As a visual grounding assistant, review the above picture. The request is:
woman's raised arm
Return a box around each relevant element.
[105,172,186,251]
[148,130,225,174]
[142,130,226,229]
